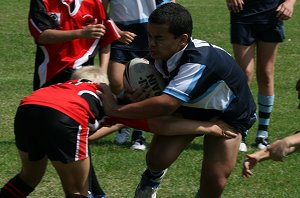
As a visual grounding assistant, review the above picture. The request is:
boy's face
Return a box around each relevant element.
[147,23,186,61]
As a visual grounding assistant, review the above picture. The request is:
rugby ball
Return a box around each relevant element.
[124,58,165,97]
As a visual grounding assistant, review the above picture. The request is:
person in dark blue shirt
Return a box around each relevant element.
[99,3,257,197]
[226,0,296,151]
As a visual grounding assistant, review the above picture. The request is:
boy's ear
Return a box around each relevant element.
[179,34,189,47]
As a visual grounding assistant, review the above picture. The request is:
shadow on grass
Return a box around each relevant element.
[0,140,15,146]
[90,139,204,151]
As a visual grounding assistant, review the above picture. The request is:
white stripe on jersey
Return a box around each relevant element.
[182,80,236,111]
[73,39,100,69]
[38,46,49,87]
[164,63,206,101]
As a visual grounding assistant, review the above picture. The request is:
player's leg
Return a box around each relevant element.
[107,60,126,95]
[255,41,278,149]
[231,23,256,152]
[232,43,255,152]
[134,134,196,198]
[147,134,196,169]
[232,43,256,84]
[18,150,48,188]
[256,41,278,95]
[44,107,93,197]
[108,60,132,144]
[0,105,48,197]
[230,21,256,85]
[51,158,90,196]
[0,150,47,197]
[196,133,241,197]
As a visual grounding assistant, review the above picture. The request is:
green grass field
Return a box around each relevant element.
[0,0,299,197]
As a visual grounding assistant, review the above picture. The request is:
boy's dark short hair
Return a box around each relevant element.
[149,3,193,39]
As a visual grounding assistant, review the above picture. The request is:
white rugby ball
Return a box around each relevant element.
[124,58,165,97]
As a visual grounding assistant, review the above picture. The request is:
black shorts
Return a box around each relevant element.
[230,23,285,45]
[14,105,90,163]
[110,47,149,64]
[34,67,75,90]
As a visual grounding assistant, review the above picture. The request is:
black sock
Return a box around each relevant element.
[144,169,164,180]
[88,148,105,196]
[132,130,144,141]
[89,164,105,196]
[0,174,34,198]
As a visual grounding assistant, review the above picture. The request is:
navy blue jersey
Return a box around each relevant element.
[231,0,284,24]
[153,39,256,132]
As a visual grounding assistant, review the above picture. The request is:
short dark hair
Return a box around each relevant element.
[149,3,193,39]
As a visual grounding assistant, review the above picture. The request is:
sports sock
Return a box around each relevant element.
[88,148,106,196]
[131,129,144,141]
[89,164,105,196]
[256,94,274,138]
[0,174,34,198]
[144,168,166,180]
[195,190,201,198]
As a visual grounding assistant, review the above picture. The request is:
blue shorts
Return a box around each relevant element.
[230,23,285,45]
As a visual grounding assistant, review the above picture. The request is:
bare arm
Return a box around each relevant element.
[99,83,181,119]
[38,20,106,44]
[267,132,300,161]
[243,131,300,178]
[89,124,123,141]
[99,45,111,73]
[242,149,270,178]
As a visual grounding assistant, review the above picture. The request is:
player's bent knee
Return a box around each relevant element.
[66,194,87,198]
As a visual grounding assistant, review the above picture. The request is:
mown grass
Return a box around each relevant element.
[0,0,299,197]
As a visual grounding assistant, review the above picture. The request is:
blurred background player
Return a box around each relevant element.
[102,0,175,150]
[226,0,296,151]
[243,78,300,177]
[28,0,119,90]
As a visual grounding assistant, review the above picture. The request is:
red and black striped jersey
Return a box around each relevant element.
[28,0,120,87]
[20,80,103,130]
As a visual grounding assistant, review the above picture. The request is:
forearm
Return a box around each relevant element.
[109,97,178,119]
[38,29,83,44]
[281,133,300,153]
[148,116,218,136]
[89,124,123,141]
[99,45,111,73]
[251,149,271,162]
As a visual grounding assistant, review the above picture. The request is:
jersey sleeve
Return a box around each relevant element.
[28,0,59,43]
[100,19,120,48]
